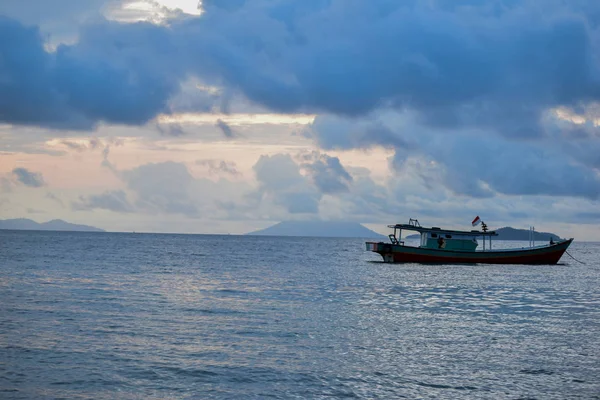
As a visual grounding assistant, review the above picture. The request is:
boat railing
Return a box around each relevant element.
[388,234,404,245]
[408,218,421,227]
[476,241,557,252]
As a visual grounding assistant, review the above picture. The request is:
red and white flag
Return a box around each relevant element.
[472,216,482,226]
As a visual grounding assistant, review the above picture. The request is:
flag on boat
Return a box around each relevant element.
[472,216,482,226]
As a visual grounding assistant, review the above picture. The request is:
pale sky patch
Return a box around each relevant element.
[155,0,201,15]
[554,106,600,127]
[107,0,201,23]
[157,113,316,126]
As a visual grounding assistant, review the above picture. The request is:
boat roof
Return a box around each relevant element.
[388,223,499,236]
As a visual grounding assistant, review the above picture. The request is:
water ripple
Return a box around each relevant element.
[0,232,599,399]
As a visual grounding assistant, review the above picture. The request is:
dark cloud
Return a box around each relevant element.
[184,0,600,138]
[574,211,600,223]
[57,136,123,170]
[156,122,186,136]
[60,137,124,153]
[306,114,414,151]
[72,190,134,213]
[0,16,180,129]
[309,110,600,200]
[60,140,88,151]
[2,1,600,137]
[12,167,45,187]
[0,0,109,27]
[378,123,600,200]
[215,119,237,138]
[196,159,241,176]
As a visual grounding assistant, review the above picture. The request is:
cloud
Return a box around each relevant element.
[196,159,241,177]
[305,114,414,151]
[60,140,89,151]
[59,136,124,153]
[0,0,109,23]
[12,167,45,187]
[0,177,13,193]
[215,119,237,138]
[416,131,600,199]
[308,110,600,200]
[2,1,600,139]
[119,161,199,215]
[253,153,305,191]
[298,151,353,194]
[253,153,320,214]
[67,160,252,218]
[46,192,65,207]
[0,16,181,129]
[72,189,134,212]
[56,136,123,170]
[275,192,320,214]
[184,1,600,139]
[0,0,111,35]
[155,122,186,136]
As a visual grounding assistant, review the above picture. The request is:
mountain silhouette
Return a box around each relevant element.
[0,218,104,232]
[247,221,385,238]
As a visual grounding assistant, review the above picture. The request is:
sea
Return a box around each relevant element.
[1,230,599,399]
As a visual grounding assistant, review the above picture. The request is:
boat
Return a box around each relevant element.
[366,218,573,264]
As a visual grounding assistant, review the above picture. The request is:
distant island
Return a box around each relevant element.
[0,218,104,232]
[406,227,560,241]
[247,221,385,238]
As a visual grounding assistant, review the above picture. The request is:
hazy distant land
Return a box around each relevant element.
[247,221,385,238]
[0,218,560,240]
[0,218,104,232]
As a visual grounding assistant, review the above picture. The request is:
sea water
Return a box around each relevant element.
[1,230,599,399]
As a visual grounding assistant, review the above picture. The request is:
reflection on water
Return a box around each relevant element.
[1,231,599,399]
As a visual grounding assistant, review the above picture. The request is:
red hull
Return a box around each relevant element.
[366,239,573,265]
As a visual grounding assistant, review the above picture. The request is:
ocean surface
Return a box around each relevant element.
[1,230,599,399]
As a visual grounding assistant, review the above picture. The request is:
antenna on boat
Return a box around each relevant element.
[481,221,488,233]
[528,226,536,248]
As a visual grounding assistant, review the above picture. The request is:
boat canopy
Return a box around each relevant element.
[387,224,499,237]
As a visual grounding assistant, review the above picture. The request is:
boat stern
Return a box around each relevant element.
[366,241,395,262]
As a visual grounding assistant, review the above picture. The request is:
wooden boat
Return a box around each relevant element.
[366,218,573,265]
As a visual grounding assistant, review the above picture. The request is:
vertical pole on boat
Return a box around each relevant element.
[483,234,485,251]
[532,226,535,247]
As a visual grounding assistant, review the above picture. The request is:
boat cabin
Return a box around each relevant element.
[388,219,498,252]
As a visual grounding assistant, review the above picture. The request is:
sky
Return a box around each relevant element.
[1,0,600,239]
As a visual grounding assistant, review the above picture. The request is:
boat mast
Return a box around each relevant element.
[481,221,488,251]
[528,226,536,248]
